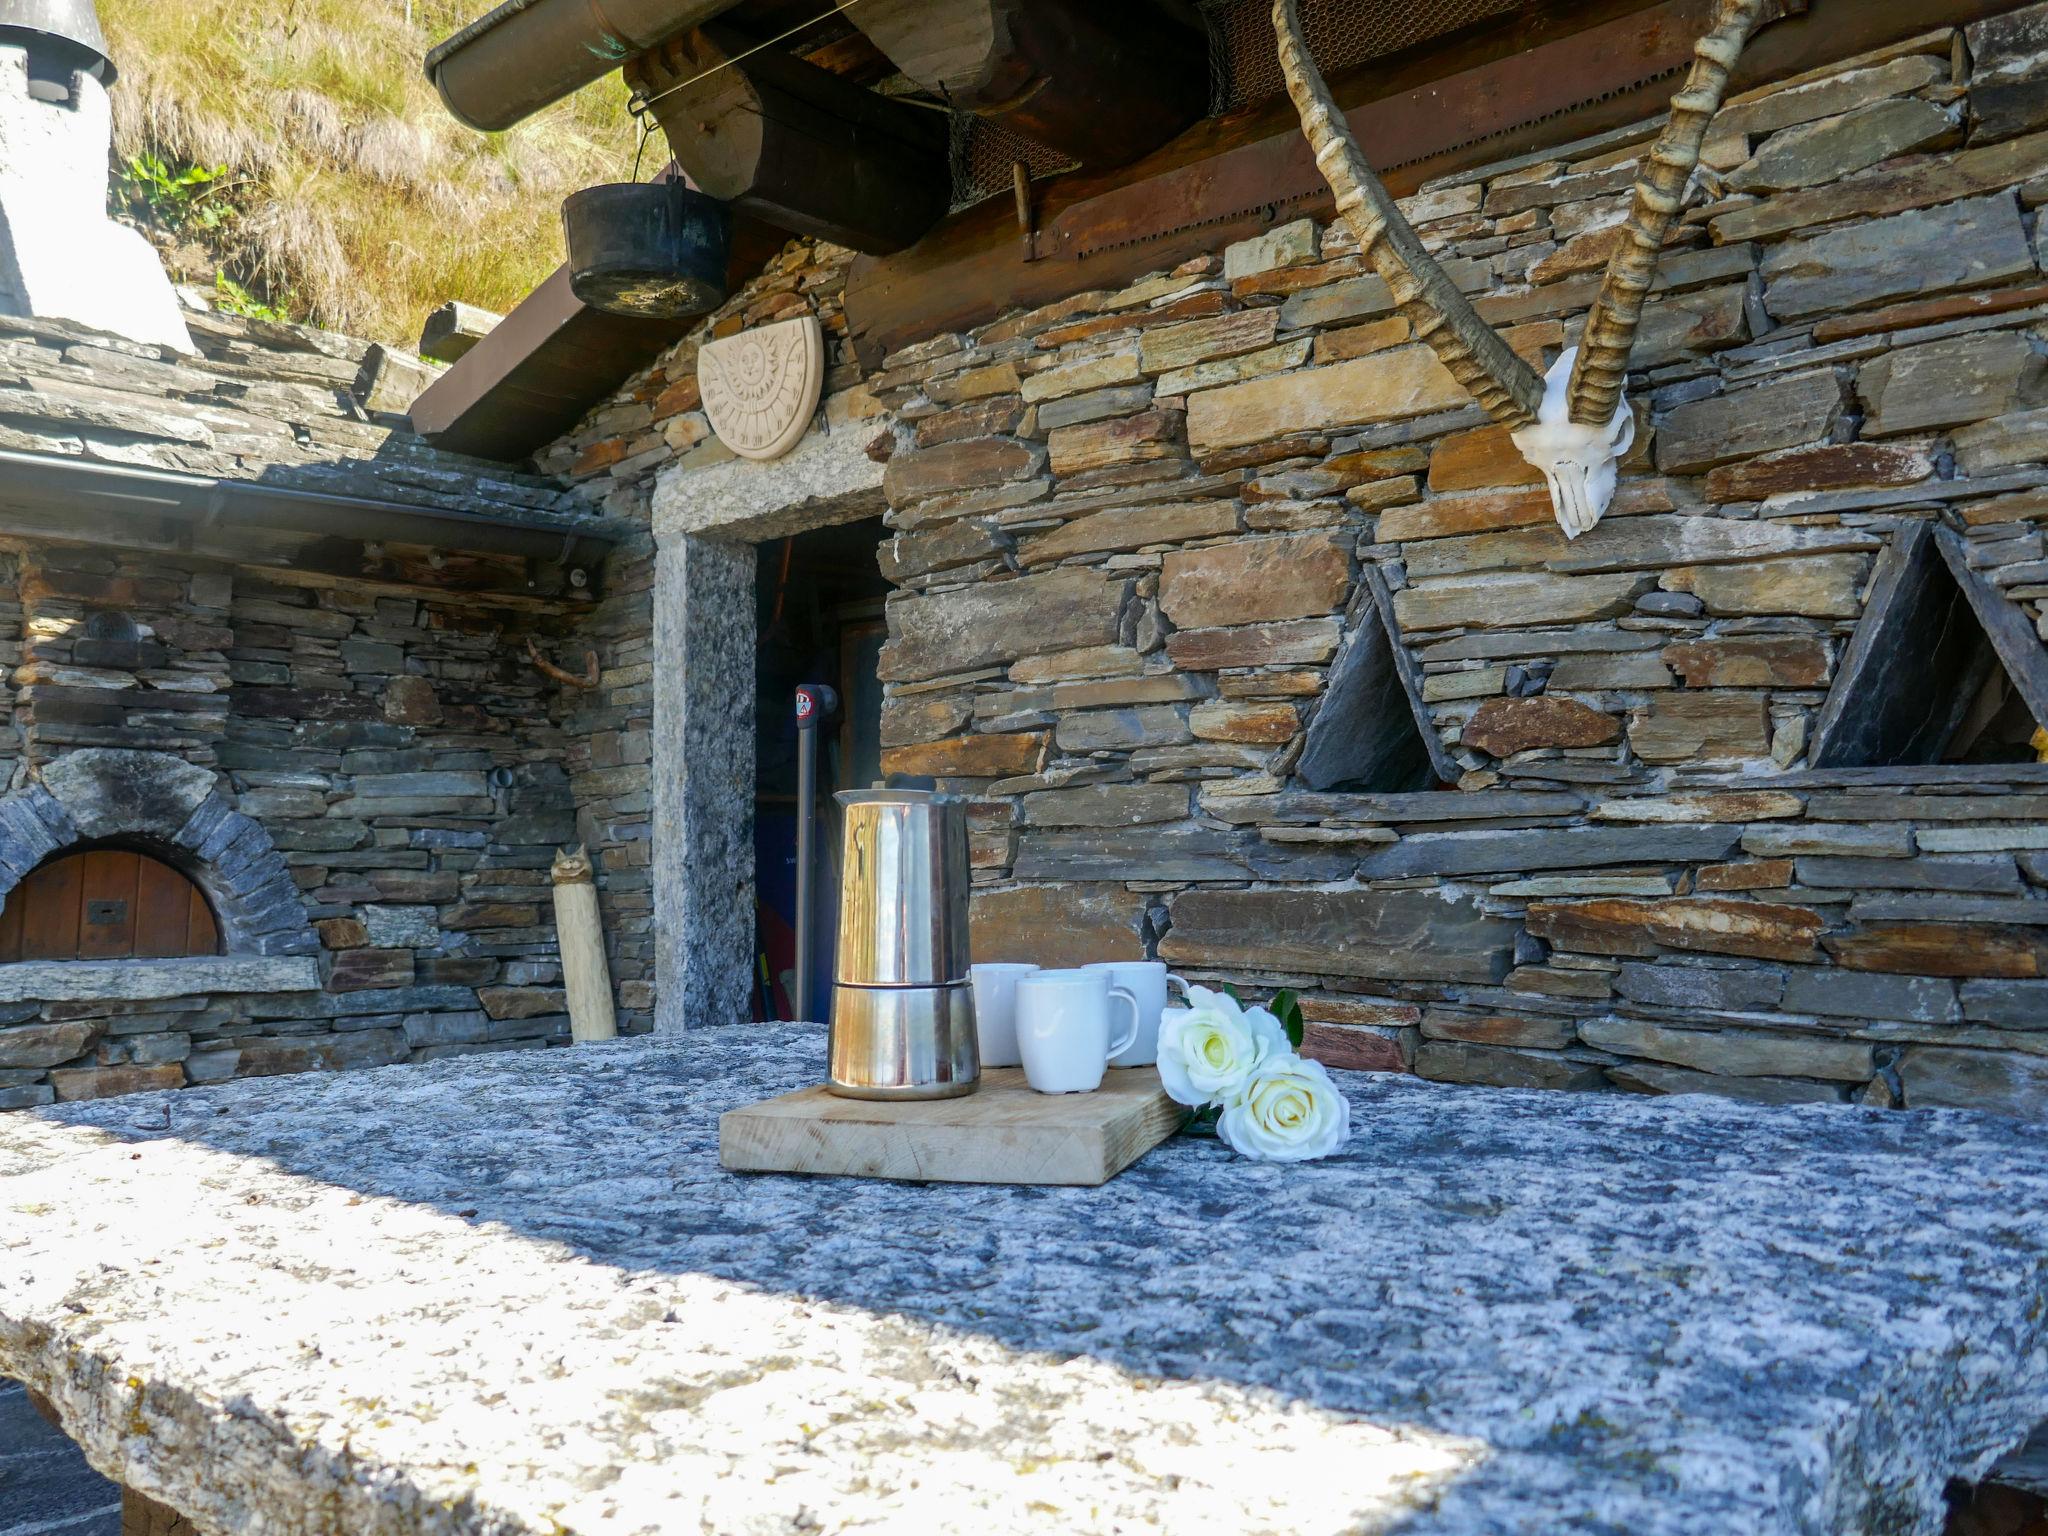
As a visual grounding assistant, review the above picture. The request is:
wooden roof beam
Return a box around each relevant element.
[627,25,951,256]
[851,0,1208,171]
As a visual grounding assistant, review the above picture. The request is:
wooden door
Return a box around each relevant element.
[0,850,220,962]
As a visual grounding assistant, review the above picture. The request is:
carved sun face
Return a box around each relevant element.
[699,317,827,461]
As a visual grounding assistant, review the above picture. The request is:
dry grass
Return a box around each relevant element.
[101,0,641,344]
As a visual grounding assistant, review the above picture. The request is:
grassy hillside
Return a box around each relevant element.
[100,0,640,345]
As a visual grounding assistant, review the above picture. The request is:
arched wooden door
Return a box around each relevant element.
[0,849,220,962]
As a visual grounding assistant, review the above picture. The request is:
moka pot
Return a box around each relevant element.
[827,789,978,1100]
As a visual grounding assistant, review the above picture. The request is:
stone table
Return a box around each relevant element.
[4,1027,2048,1535]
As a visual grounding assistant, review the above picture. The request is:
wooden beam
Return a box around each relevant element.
[852,0,1206,169]
[1936,525,2048,730]
[842,0,2019,367]
[627,25,951,256]
[419,300,503,364]
[1296,564,1457,792]
[1808,522,1992,769]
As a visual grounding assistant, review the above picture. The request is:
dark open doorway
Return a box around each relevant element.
[753,516,891,1022]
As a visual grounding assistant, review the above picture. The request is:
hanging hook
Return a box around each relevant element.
[632,112,653,183]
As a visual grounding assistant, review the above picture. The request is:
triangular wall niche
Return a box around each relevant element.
[1296,563,1461,792]
[1809,521,2048,769]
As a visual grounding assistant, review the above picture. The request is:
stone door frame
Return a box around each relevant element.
[648,415,890,1034]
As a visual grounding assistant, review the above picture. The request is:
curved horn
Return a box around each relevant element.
[1273,0,1544,429]
[1567,0,1768,427]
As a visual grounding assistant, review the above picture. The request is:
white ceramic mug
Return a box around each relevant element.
[1014,969,1140,1095]
[1082,960,1188,1068]
[969,962,1039,1068]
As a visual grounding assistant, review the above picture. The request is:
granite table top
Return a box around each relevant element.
[3,1026,2048,1536]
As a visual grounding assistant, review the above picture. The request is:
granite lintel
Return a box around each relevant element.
[0,955,320,1003]
[651,406,888,546]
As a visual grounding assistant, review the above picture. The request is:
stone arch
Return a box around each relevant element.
[0,749,317,956]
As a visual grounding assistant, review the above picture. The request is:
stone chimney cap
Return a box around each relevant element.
[0,0,113,82]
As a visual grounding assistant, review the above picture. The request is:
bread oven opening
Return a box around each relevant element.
[0,842,222,963]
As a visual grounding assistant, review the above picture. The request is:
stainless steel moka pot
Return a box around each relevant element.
[827,789,979,1100]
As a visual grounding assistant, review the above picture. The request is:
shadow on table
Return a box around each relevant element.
[33,1027,2048,1534]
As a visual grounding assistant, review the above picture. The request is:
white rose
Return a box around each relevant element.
[1156,986,1289,1108]
[1218,1055,1351,1163]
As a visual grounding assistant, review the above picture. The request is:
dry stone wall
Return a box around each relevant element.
[549,15,2048,1114]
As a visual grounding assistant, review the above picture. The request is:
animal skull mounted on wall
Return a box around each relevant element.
[1272,0,1770,538]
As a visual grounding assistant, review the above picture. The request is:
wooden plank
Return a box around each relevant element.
[1935,525,2048,731]
[77,851,140,960]
[19,856,82,962]
[720,1066,1182,1186]
[0,879,23,964]
[1809,522,1993,768]
[1297,564,1456,792]
[187,886,220,956]
[134,858,194,958]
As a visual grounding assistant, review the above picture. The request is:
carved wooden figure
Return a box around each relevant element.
[1272,0,1771,537]
[551,845,618,1045]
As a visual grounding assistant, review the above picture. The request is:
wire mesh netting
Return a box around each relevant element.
[944,0,1538,208]
[948,115,1081,212]
[1197,0,1537,114]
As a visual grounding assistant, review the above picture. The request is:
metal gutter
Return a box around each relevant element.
[0,448,632,561]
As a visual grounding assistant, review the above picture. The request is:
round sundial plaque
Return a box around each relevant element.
[697,315,826,461]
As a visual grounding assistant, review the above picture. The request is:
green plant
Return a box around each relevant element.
[119,153,241,232]
[211,272,290,323]
[97,0,639,344]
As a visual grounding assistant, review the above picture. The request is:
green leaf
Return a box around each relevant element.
[1179,1105,1221,1139]
[1222,982,1243,1007]
[1271,988,1305,1049]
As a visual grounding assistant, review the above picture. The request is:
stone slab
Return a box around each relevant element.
[1185,348,1466,454]
[0,957,320,1004]
[5,1031,2048,1536]
[1760,194,2034,322]
[1161,887,1515,984]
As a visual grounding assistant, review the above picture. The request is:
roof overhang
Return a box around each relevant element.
[0,448,632,602]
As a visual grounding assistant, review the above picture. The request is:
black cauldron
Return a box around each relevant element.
[562,180,730,321]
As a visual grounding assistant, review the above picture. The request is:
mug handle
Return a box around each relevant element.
[1165,971,1191,1001]
[1106,985,1140,1062]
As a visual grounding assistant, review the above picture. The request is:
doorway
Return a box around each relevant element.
[752,516,891,1021]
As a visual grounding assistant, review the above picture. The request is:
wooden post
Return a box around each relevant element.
[122,1490,198,1536]
[551,846,618,1044]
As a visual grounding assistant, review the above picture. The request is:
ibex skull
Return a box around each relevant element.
[1273,0,1769,539]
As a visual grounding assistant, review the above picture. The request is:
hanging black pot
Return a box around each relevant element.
[563,180,730,320]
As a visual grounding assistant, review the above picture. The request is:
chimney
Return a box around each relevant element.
[0,0,193,352]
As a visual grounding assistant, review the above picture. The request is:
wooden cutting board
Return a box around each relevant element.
[719,1067,1184,1186]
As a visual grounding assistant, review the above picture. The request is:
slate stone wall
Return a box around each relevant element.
[0,544,652,1107]
[548,15,2048,1114]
